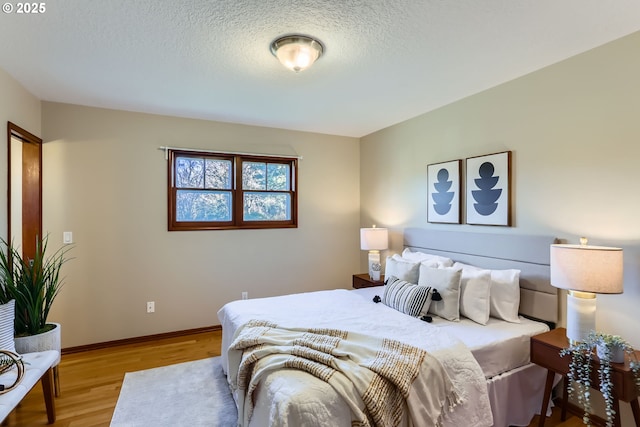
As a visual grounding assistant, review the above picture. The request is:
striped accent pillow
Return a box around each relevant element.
[382,276,433,317]
[0,300,15,353]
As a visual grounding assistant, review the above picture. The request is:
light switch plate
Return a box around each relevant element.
[63,231,73,244]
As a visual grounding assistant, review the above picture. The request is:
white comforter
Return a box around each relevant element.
[218,289,493,427]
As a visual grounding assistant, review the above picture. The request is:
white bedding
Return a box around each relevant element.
[218,289,493,427]
[353,287,550,378]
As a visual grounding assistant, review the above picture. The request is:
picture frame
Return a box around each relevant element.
[427,159,461,224]
[465,151,511,226]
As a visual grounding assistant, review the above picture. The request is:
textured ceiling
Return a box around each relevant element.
[1,1,639,137]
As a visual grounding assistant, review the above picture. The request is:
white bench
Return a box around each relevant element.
[0,350,58,424]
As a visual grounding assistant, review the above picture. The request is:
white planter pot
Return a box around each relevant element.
[14,322,61,365]
[596,343,625,364]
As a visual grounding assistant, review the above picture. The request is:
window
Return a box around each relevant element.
[168,150,297,230]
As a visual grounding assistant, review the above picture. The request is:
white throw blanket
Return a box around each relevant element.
[228,320,461,427]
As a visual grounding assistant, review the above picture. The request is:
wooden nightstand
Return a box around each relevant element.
[530,327,640,427]
[352,273,385,289]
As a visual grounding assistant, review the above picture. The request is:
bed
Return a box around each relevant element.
[218,229,560,427]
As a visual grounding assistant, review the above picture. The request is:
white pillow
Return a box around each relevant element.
[453,262,521,323]
[457,268,491,325]
[385,256,420,284]
[401,248,454,268]
[0,300,16,353]
[419,265,462,321]
[487,269,521,323]
[382,276,433,317]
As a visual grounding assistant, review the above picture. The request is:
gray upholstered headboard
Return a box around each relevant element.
[403,228,558,325]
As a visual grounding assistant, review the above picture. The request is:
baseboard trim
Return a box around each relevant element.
[61,325,222,355]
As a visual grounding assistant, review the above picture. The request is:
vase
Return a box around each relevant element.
[372,270,381,281]
[14,322,61,365]
[596,343,625,363]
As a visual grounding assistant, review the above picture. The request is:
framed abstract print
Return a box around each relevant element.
[427,159,461,224]
[465,151,511,226]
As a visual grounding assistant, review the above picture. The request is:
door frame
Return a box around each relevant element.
[7,121,43,259]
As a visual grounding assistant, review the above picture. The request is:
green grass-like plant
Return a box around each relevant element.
[0,235,72,336]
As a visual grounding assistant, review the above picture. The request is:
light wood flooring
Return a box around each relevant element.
[5,329,583,427]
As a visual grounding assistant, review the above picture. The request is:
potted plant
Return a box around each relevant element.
[560,330,640,427]
[0,235,72,353]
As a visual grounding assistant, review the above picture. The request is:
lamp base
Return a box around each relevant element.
[368,250,381,280]
[566,291,596,343]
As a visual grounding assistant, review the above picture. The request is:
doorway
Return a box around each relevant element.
[7,122,42,260]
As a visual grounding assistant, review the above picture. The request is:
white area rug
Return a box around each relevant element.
[110,357,237,427]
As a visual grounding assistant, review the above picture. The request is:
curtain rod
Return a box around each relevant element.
[158,146,303,161]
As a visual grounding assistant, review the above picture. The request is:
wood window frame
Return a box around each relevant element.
[168,149,298,231]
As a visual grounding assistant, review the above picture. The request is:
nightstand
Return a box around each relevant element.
[352,273,384,289]
[530,327,640,427]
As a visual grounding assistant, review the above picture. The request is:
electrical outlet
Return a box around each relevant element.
[241,292,248,300]
[147,301,155,313]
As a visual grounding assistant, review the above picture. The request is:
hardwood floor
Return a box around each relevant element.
[4,331,221,426]
[5,329,583,427]
[528,411,586,427]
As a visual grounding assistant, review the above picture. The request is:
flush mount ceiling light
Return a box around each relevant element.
[270,35,324,73]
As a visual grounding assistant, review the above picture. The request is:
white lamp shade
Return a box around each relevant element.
[550,244,623,294]
[360,228,388,251]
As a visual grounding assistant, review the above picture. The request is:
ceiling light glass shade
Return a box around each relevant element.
[270,35,324,73]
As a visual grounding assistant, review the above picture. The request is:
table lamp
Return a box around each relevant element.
[550,238,623,343]
[360,226,388,280]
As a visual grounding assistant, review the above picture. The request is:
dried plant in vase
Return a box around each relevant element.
[371,262,382,281]
[560,330,640,427]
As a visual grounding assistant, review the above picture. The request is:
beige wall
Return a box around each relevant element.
[41,103,360,348]
[0,68,42,239]
[361,31,640,425]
